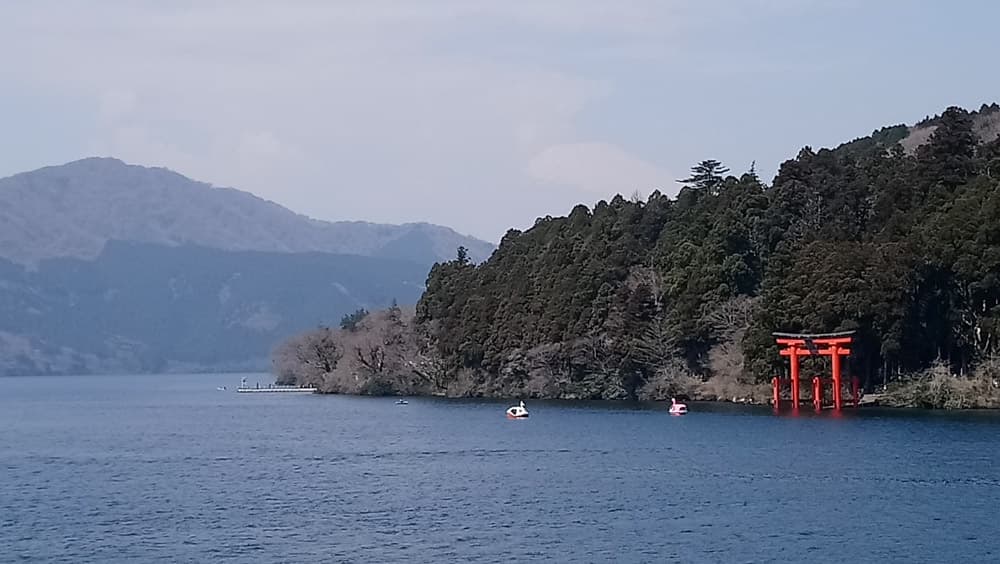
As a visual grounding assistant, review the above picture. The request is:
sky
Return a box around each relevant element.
[1,1,998,243]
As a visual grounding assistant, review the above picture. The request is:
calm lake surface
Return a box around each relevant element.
[2,373,999,563]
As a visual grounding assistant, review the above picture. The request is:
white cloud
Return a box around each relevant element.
[527,142,676,198]
[0,1,688,241]
[98,89,138,123]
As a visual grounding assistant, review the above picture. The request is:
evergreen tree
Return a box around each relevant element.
[678,159,730,192]
[917,106,977,189]
[340,308,369,332]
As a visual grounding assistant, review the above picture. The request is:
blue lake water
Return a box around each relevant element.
[2,373,999,563]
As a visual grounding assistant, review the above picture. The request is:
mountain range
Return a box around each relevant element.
[0,157,493,266]
[0,158,494,375]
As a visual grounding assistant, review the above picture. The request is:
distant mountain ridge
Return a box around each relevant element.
[0,241,429,375]
[0,157,493,375]
[0,157,495,265]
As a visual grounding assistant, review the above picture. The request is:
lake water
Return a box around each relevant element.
[2,373,999,563]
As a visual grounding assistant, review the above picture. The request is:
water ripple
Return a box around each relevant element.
[2,374,999,562]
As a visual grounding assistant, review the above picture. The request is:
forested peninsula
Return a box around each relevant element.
[275,105,1000,408]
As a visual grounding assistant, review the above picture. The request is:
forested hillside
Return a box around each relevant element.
[277,105,1000,406]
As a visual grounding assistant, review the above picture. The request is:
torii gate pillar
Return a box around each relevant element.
[830,343,843,410]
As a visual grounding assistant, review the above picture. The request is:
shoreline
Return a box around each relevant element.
[307,388,1000,411]
[9,372,995,410]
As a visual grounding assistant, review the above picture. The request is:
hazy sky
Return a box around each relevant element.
[1,1,998,243]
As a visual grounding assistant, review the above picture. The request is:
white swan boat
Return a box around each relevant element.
[506,400,529,419]
[668,398,688,415]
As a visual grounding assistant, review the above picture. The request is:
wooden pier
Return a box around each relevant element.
[236,386,317,393]
[235,377,317,393]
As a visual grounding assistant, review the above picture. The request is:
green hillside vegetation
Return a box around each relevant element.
[275,105,1000,407]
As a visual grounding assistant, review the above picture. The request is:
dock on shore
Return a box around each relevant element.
[236,385,318,393]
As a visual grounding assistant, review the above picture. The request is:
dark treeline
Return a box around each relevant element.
[277,104,1000,405]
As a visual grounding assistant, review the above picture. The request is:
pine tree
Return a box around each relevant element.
[678,159,730,192]
[917,106,977,189]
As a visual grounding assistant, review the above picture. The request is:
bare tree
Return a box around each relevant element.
[704,295,757,341]
[625,266,664,309]
[628,314,679,368]
[271,326,342,386]
[702,296,763,401]
[354,342,388,374]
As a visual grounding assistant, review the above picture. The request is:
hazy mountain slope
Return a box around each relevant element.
[0,241,429,375]
[0,157,494,265]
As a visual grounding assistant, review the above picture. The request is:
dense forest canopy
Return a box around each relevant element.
[277,105,1000,406]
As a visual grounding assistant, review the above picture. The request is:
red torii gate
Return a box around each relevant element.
[772,331,859,411]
